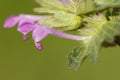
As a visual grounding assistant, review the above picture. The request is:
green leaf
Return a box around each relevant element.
[80,0,120,15]
[34,0,96,15]
[33,7,63,14]
[95,0,120,6]
[68,14,120,69]
[76,0,95,15]
[113,8,120,15]
[35,0,66,10]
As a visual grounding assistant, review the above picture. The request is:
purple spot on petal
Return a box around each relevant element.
[35,43,42,50]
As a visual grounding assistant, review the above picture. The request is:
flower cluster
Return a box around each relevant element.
[4,0,120,69]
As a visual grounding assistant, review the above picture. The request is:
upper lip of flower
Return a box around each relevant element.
[4,14,42,35]
[4,14,42,28]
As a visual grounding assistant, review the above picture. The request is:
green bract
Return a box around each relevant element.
[68,15,120,69]
[37,11,81,31]
[34,0,120,69]
[95,0,120,6]
[35,0,66,10]
[34,0,82,31]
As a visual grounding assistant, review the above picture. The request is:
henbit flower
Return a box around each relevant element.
[4,14,88,50]
[22,23,86,50]
[4,14,42,40]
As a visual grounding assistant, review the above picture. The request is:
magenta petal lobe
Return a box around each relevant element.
[17,23,35,35]
[4,16,19,28]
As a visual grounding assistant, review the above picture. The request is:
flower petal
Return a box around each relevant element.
[18,14,42,26]
[32,24,50,42]
[17,22,35,35]
[32,24,51,50]
[45,26,87,40]
[17,22,35,41]
[4,16,19,28]
[32,24,87,41]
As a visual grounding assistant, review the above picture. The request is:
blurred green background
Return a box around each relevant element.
[0,0,120,80]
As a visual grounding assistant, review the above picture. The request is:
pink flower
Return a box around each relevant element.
[4,14,86,50]
[4,14,42,40]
